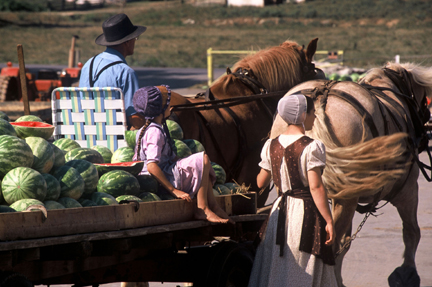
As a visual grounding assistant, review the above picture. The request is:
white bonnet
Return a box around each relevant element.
[277,93,308,125]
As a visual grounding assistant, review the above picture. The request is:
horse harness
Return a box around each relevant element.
[170,63,319,181]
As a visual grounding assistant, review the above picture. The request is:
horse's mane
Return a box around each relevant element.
[360,62,432,97]
[212,41,305,93]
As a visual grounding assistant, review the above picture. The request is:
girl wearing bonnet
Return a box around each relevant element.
[132,85,233,224]
[248,94,337,287]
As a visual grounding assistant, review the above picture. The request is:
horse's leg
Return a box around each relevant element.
[388,169,421,287]
[331,197,359,287]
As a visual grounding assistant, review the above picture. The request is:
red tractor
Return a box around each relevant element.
[0,61,82,102]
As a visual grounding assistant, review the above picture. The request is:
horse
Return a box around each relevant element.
[169,38,322,207]
[270,61,432,286]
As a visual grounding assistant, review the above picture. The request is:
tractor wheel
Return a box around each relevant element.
[0,76,19,101]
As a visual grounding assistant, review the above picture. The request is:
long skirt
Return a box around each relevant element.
[248,195,337,287]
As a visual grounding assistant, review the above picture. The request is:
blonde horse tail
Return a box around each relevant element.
[310,107,410,199]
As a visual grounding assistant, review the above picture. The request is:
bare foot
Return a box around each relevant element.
[210,203,235,224]
[194,207,230,224]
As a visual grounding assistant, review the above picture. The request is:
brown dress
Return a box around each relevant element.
[248,135,337,287]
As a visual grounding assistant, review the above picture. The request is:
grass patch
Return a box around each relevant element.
[0,0,432,68]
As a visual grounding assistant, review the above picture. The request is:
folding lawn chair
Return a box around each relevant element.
[51,87,128,152]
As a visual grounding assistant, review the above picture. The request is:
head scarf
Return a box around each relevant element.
[277,93,308,125]
[133,85,171,120]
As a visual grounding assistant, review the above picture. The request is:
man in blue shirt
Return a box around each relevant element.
[79,13,147,129]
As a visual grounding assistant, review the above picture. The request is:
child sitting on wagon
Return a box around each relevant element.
[132,85,233,224]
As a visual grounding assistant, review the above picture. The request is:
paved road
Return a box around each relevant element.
[7,64,429,287]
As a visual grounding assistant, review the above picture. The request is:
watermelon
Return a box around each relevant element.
[0,184,5,204]
[2,167,47,205]
[157,190,176,200]
[328,73,340,81]
[166,119,183,140]
[339,75,352,81]
[50,142,65,170]
[44,200,65,210]
[97,170,140,198]
[214,184,231,195]
[173,139,192,158]
[91,192,118,206]
[0,118,17,137]
[57,197,82,208]
[15,115,43,122]
[25,137,55,174]
[213,188,220,196]
[125,130,138,149]
[136,174,159,193]
[94,161,144,177]
[182,139,205,154]
[225,182,241,194]
[42,173,61,201]
[65,148,104,164]
[211,162,226,185]
[0,111,10,122]
[138,192,161,202]
[11,121,54,140]
[78,198,98,207]
[350,73,360,82]
[91,145,113,163]
[111,146,134,163]
[0,135,34,179]
[53,138,81,154]
[0,205,16,213]
[10,198,44,212]
[65,159,98,197]
[52,165,85,200]
[116,194,143,203]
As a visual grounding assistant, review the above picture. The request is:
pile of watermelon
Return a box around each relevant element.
[0,115,163,213]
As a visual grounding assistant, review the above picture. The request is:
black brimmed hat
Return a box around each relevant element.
[95,14,147,46]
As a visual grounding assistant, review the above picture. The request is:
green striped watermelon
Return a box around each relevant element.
[15,115,43,122]
[0,118,17,137]
[52,165,85,200]
[41,173,61,201]
[0,135,34,179]
[10,198,44,212]
[214,184,231,195]
[173,139,192,158]
[211,162,226,185]
[91,145,113,163]
[157,190,176,200]
[182,139,205,154]
[2,167,47,205]
[65,159,98,197]
[50,142,66,170]
[11,121,55,140]
[97,170,140,198]
[52,138,81,154]
[116,194,143,203]
[94,161,144,177]
[65,148,104,164]
[167,120,183,140]
[78,198,98,207]
[44,200,65,210]
[57,197,82,208]
[136,174,159,193]
[125,130,138,149]
[111,146,134,163]
[0,205,16,213]
[212,188,220,196]
[91,192,118,206]
[224,182,241,194]
[138,192,161,202]
[25,137,55,174]
[0,111,10,122]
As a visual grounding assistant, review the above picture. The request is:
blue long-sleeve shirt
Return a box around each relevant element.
[79,47,139,123]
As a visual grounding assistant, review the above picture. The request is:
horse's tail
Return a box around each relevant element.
[310,108,410,200]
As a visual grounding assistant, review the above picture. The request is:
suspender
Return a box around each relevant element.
[89,53,123,87]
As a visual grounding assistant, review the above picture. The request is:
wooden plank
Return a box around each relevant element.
[0,214,267,252]
[0,193,257,242]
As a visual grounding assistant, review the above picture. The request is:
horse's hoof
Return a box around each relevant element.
[388,266,420,287]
